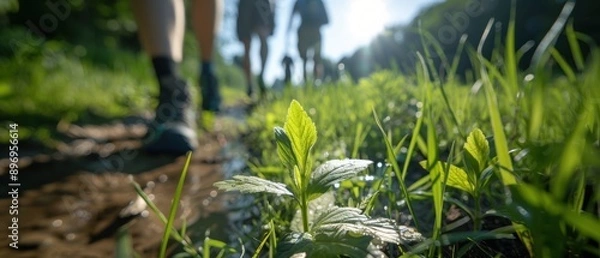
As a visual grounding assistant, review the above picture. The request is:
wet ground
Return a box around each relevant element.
[0,103,249,257]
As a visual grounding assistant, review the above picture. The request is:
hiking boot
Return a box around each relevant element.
[200,70,221,112]
[246,83,254,98]
[143,77,198,154]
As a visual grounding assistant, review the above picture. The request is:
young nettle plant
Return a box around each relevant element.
[215,100,407,257]
[420,128,494,230]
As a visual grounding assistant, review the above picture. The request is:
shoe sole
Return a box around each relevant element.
[143,124,198,155]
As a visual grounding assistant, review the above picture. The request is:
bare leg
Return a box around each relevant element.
[131,0,185,61]
[257,29,269,95]
[313,41,323,83]
[192,0,222,61]
[242,37,253,96]
[192,0,223,112]
[131,0,197,154]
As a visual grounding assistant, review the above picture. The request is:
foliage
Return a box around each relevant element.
[242,21,600,256]
[215,100,410,257]
[341,0,600,81]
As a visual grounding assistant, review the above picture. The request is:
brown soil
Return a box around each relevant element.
[0,105,247,258]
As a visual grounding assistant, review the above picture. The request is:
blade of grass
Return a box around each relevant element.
[477,19,517,186]
[131,178,186,243]
[566,20,585,71]
[573,172,586,213]
[531,1,576,69]
[455,226,517,257]
[477,17,530,256]
[448,35,469,82]
[373,109,419,229]
[409,228,515,255]
[159,152,194,258]
[552,98,591,200]
[416,51,444,258]
[115,227,136,258]
[416,22,443,81]
[438,79,466,141]
[529,1,576,140]
[351,122,368,159]
[252,220,275,258]
[504,0,518,99]
[401,110,425,181]
[550,48,577,83]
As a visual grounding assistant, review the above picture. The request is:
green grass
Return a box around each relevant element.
[239,47,600,257]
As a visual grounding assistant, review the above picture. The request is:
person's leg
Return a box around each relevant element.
[131,0,185,62]
[312,31,323,83]
[192,0,223,111]
[241,37,254,97]
[257,28,270,96]
[297,27,309,83]
[302,57,308,82]
[132,0,197,154]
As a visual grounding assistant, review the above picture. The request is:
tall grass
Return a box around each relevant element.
[240,9,600,256]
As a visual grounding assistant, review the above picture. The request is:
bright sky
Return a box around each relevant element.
[220,0,440,84]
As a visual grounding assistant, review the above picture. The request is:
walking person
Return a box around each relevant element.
[237,0,276,98]
[287,0,329,84]
[131,0,223,154]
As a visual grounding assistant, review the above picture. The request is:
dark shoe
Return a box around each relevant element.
[246,83,254,98]
[200,70,221,112]
[144,77,198,155]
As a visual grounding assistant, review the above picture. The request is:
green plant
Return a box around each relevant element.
[419,128,494,231]
[215,100,412,257]
[132,153,235,258]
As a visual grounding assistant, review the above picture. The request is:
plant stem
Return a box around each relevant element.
[301,193,310,232]
[474,193,482,231]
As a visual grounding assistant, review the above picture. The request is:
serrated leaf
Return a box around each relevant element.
[284,100,317,176]
[307,159,373,200]
[277,231,372,258]
[274,126,296,170]
[464,128,489,173]
[419,161,475,195]
[311,206,401,244]
[213,175,293,196]
[446,163,475,195]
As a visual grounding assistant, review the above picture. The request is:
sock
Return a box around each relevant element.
[201,61,213,76]
[151,56,179,81]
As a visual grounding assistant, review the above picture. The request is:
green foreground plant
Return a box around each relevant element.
[215,100,419,257]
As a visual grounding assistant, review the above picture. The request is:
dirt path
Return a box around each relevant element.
[0,104,248,257]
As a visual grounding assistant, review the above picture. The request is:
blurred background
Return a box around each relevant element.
[3,0,600,90]
[1,0,598,143]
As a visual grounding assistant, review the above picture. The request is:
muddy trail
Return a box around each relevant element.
[0,102,250,258]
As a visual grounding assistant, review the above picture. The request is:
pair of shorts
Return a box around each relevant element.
[297,25,321,60]
[236,0,275,41]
